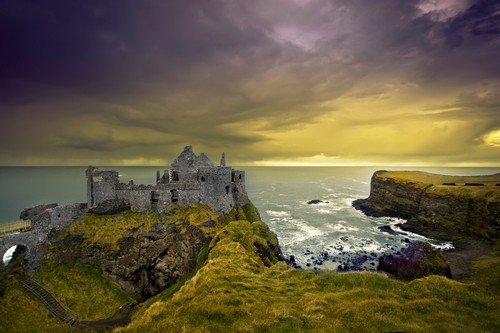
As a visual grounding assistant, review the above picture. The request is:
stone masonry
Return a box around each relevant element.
[86,146,249,213]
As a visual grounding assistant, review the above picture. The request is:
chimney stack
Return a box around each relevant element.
[220,152,226,167]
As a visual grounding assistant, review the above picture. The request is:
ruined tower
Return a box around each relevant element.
[86,146,248,213]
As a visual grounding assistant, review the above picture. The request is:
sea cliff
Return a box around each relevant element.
[353,170,500,240]
[2,197,500,331]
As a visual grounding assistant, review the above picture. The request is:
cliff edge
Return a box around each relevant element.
[353,170,500,240]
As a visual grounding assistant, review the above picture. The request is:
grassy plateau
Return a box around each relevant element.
[0,201,498,332]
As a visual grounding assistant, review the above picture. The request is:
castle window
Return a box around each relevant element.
[171,171,179,182]
[151,191,159,203]
[239,174,242,180]
[225,186,230,195]
[171,189,179,203]
[200,176,206,182]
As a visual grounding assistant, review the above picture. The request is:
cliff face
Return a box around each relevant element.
[353,171,500,240]
[46,202,282,301]
[52,221,209,300]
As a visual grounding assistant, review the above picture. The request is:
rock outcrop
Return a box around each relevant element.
[89,199,131,215]
[20,204,58,220]
[378,241,451,279]
[307,200,328,205]
[47,203,283,301]
[50,220,209,300]
[353,171,500,240]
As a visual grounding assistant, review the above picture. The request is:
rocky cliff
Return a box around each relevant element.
[44,202,282,301]
[353,170,500,240]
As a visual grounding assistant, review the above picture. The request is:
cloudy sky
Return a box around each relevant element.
[0,0,499,166]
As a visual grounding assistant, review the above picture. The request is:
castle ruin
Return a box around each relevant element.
[86,146,249,213]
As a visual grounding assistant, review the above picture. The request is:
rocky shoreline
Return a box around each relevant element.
[354,170,499,279]
[397,220,493,279]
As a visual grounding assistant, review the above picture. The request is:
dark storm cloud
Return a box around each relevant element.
[0,0,499,165]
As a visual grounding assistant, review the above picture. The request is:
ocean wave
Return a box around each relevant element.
[317,207,344,214]
[330,224,359,232]
[433,242,455,251]
[266,210,291,218]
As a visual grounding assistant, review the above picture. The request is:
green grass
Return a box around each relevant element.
[0,279,80,333]
[2,204,499,332]
[34,260,134,320]
[118,220,500,333]
[62,211,162,249]
[62,204,222,250]
[223,202,261,223]
[164,203,221,236]
[378,170,500,186]
[466,241,500,294]
[378,171,500,199]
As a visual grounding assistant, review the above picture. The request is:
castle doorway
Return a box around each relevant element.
[171,190,179,203]
[151,191,160,209]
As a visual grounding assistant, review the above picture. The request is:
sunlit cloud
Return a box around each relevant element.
[482,129,500,148]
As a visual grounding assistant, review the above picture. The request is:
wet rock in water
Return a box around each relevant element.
[286,255,302,269]
[307,199,329,205]
[89,199,131,215]
[351,255,370,268]
[378,241,451,279]
[378,225,398,235]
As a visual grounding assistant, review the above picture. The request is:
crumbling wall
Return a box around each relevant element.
[85,147,251,214]
[0,203,87,270]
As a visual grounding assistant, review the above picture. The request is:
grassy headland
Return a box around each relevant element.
[355,170,500,240]
[119,219,499,332]
[1,201,498,332]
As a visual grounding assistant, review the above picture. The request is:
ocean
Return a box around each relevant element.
[1,166,498,269]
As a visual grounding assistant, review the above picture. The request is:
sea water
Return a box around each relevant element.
[1,166,498,270]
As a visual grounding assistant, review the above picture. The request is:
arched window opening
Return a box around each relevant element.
[3,245,27,267]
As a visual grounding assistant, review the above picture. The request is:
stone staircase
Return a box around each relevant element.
[15,272,78,325]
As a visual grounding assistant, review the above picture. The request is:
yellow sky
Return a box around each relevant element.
[0,1,499,166]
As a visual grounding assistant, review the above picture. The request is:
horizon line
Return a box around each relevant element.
[0,164,499,168]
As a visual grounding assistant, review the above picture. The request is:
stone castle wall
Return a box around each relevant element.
[86,146,249,213]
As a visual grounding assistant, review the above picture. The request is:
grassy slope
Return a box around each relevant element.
[34,260,135,320]
[0,204,221,331]
[119,220,499,333]
[62,211,162,249]
[378,171,500,199]
[62,204,221,249]
[466,242,500,295]
[1,203,498,332]
[378,170,500,185]
[0,279,80,333]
